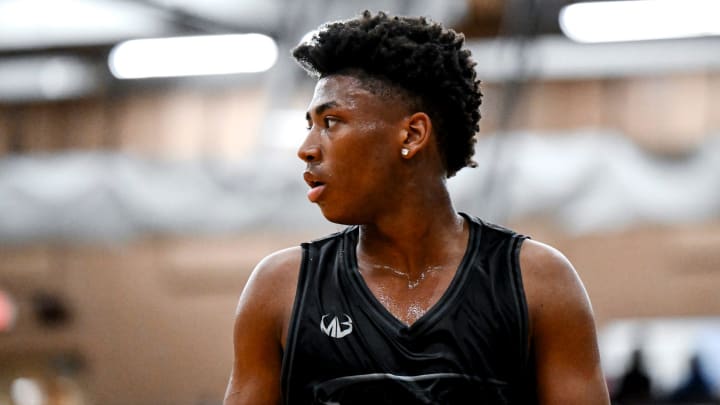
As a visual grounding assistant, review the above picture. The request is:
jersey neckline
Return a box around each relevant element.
[341,212,481,336]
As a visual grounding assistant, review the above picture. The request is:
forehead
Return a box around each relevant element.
[308,75,377,111]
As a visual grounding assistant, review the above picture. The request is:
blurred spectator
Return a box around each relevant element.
[613,348,654,404]
[666,354,719,404]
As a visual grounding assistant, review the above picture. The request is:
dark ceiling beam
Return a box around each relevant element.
[0,44,112,59]
[457,0,573,38]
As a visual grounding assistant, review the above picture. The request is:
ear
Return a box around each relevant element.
[400,112,432,159]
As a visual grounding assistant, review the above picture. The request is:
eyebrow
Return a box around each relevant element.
[305,101,339,121]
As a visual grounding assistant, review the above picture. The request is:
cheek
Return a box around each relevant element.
[354,125,398,164]
[325,123,400,190]
[335,144,393,185]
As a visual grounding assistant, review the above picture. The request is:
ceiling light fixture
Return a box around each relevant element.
[559,0,720,43]
[108,33,278,79]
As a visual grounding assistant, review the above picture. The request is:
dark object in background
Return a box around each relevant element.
[33,292,72,328]
[666,354,719,404]
[613,349,654,404]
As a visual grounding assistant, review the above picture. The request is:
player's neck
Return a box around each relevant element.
[357,198,466,277]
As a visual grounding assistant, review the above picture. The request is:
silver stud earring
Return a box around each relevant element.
[401,148,409,157]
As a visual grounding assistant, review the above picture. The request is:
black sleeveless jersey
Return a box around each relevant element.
[281,214,537,404]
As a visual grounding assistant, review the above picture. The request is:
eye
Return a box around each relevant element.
[324,116,338,129]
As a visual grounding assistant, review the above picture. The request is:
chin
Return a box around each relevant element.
[321,212,356,226]
[318,205,363,226]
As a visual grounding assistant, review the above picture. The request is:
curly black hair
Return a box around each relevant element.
[292,10,482,178]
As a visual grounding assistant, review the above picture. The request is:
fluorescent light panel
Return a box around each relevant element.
[0,0,170,50]
[560,0,720,43]
[109,33,278,79]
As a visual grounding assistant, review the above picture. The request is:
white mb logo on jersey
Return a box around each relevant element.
[320,314,353,338]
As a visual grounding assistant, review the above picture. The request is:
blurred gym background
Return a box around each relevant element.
[0,0,719,404]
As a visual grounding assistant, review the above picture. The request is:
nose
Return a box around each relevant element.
[297,133,321,163]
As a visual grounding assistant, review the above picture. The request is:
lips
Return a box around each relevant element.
[303,171,326,203]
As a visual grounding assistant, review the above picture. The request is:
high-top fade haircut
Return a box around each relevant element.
[292,10,482,178]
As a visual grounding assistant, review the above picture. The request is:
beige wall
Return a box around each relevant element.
[481,72,720,154]
[0,87,267,159]
[2,72,719,158]
[0,232,312,405]
[513,220,720,327]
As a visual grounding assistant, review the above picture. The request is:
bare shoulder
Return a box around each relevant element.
[519,238,577,281]
[518,239,591,316]
[243,246,304,296]
[518,238,597,350]
[518,239,610,403]
[225,247,303,405]
[235,246,304,343]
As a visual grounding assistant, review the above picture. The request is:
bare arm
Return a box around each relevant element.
[521,239,610,404]
[224,247,302,405]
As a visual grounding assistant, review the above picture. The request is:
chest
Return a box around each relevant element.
[288,257,526,375]
[283,274,529,405]
[359,267,457,326]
